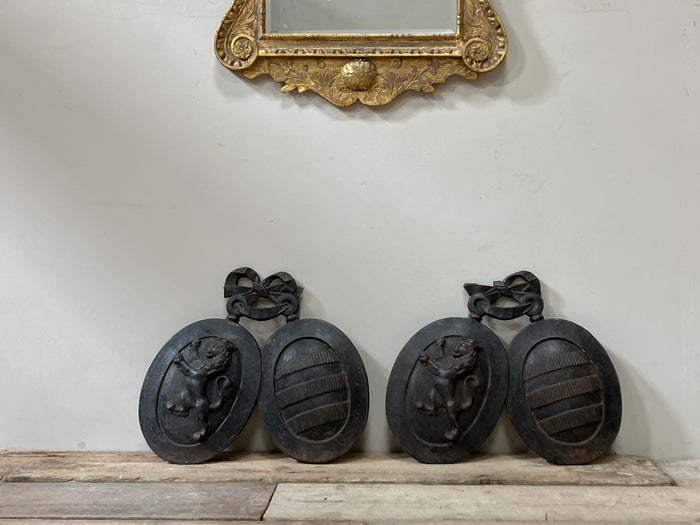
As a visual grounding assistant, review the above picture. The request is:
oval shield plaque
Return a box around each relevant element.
[386,317,508,464]
[258,318,369,463]
[138,319,261,464]
[506,319,622,464]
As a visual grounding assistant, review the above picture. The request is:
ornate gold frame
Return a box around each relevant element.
[215,0,507,107]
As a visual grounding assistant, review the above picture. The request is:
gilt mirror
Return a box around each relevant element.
[215,0,507,107]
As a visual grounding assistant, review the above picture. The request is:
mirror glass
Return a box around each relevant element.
[266,0,458,35]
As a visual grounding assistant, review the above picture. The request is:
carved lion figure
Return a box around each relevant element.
[415,337,481,441]
[166,338,236,442]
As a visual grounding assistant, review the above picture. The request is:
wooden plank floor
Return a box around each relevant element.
[657,459,700,486]
[266,484,700,523]
[0,451,673,486]
[0,452,697,523]
[0,483,274,521]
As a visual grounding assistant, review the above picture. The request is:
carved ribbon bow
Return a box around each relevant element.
[464,271,544,322]
[224,267,303,323]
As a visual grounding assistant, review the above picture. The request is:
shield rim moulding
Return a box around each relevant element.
[506,318,623,465]
[138,318,261,464]
[215,0,508,106]
[258,318,370,464]
[385,316,509,464]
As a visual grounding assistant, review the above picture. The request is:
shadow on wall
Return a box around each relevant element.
[539,280,682,458]
[213,0,555,117]
[352,345,391,452]
[472,0,554,105]
[479,278,685,460]
[613,352,686,459]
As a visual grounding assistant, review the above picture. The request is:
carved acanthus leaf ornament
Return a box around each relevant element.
[215,0,507,107]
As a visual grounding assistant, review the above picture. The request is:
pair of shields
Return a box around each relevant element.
[139,268,369,464]
[386,271,622,465]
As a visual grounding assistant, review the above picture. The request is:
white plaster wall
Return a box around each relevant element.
[0,0,698,458]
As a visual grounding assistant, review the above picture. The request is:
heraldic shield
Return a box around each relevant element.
[259,318,370,463]
[386,305,509,464]
[226,267,370,463]
[138,318,261,464]
[138,266,299,464]
[506,318,622,464]
[465,270,622,465]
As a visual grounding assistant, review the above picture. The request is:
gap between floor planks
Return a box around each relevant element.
[3,483,696,523]
[2,452,694,523]
[657,459,700,486]
[0,451,674,486]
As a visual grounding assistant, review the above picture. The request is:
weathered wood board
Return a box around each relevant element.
[0,522,354,525]
[0,521,690,525]
[368,522,698,525]
[0,482,274,520]
[0,522,357,525]
[265,483,700,523]
[1,522,667,525]
[0,451,673,486]
[658,459,700,486]
[0,451,10,481]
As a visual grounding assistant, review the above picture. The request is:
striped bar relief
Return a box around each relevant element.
[274,342,351,442]
[523,346,604,444]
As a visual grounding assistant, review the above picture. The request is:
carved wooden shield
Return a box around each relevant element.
[506,319,622,464]
[138,319,261,464]
[386,317,508,464]
[258,319,369,463]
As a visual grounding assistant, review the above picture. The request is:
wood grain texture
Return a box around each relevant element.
[657,459,700,486]
[0,522,357,525]
[0,522,354,525]
[0,521,690,525]
[265,483,700,522]
[0,451,673,486]
[0,482,274,520]
[368,522,698,525]
[0,450,9,481]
